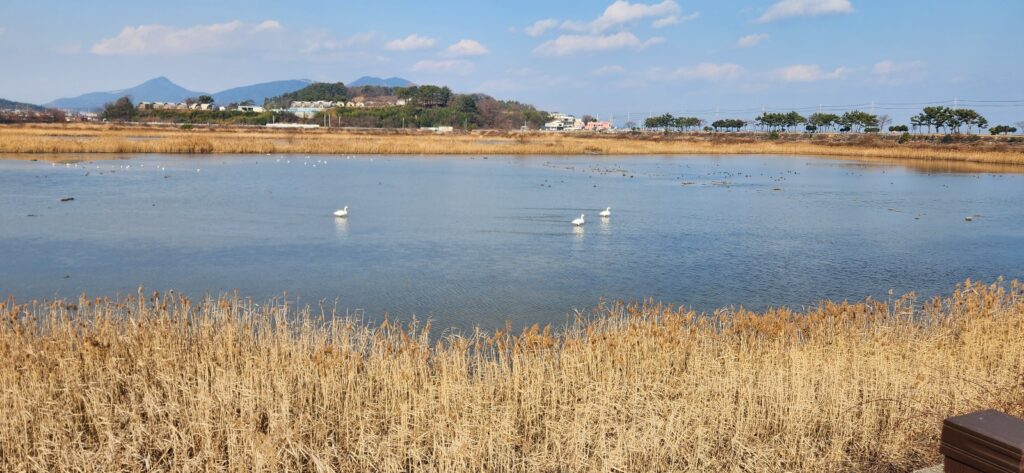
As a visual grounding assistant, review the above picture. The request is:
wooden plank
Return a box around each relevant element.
[941,409,1024,473]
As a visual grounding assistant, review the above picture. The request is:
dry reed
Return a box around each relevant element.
[2,280,1023,471]
[2,123,1024,166]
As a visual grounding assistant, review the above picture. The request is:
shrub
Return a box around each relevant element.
[768,131,780,140]
[864,127,880,133]
[898,132,911,144]
[940,134,954,144]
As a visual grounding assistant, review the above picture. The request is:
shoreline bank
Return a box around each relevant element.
[2,123,1024,167]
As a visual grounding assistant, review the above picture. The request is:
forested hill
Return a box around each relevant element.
[266,82,550,130]
[0,98,46,111]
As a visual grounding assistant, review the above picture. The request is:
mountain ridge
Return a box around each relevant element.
[349,76,414,87]
[0,98,47,111]
[46,77,313,111]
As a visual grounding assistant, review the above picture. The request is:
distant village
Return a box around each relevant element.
[128,97,617,133]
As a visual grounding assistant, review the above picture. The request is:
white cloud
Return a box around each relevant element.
[737,34,769,48]
[525,19,559,37]
[385,34,436,51]
[775,64,849,82]
[444,39,489,57]
[253,20,282,32]
[540,1,692,35]
[756,0,853,23]
[411,59,476,74]
[653,11,700,28]
[589,0,683,32]
[91,20,283,55]
[592,65,626,76]
[873,59,927,85]
[534,32,663,56]
[663,63,744,81]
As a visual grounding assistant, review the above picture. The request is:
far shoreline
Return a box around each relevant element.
[2,123,1023,169]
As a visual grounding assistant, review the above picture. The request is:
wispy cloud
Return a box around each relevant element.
[756,0,853,23]
[525,19,559,37]
[444,39,489,57]
[411,59,475,74]
[736,34,769,48]
[661,63,744,81]
[775,64,849,82]
[384,34,436,51]
[534,32,663,57]
[476,68,576,95]
[653,11,700,28]
[303,32,376,53]
[592,65,626,76]
[91,20,282,55]
[873,59,927,85]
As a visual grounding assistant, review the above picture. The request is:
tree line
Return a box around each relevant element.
[640,106,1019,135]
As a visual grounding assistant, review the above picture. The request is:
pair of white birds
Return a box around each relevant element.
[334,206,610,225]
[572,207,612,226]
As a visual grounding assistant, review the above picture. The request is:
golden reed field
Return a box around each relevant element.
[2,280,1023,472]
[2,123,1024,166]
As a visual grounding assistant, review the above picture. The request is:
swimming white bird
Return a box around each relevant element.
[599,207,611,218]
[333,206,349,218]
[572,214,585,226]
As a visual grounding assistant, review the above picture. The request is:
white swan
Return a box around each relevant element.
[333,206,349,217]
[572,214,585,226]
[599,207,611,218]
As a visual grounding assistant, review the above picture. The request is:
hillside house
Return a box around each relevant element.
[544,113,584,131]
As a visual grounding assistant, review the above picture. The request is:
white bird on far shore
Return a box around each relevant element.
[572,214,585,226]
[599,207,611,218]
[334,206,349,218]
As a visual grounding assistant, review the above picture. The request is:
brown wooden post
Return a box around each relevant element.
[940,409,1024,472]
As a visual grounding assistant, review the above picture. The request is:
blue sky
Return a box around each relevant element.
[1,0,1022,124]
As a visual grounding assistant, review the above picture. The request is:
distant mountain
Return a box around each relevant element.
[349,76,414,87]
[46,77,205,111]
[212,79,312,105]
[0,98,46,112]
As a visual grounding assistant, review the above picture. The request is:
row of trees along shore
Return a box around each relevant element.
[644,106,1020,135]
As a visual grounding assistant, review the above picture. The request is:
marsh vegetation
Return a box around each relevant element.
[2,281,1023,471]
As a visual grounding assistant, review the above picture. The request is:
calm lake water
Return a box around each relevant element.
[1,154,1022,328]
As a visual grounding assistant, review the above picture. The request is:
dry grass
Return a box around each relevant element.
[2,123,1024,166]
[2,280,1023,471]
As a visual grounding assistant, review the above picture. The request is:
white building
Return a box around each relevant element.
[544,113,584,131]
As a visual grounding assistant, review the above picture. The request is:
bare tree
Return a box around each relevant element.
[877,114,891,132]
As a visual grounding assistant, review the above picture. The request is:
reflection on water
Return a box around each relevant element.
[1,153,1023,330]
[828,156,1024,175]
[333,217,349,239]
